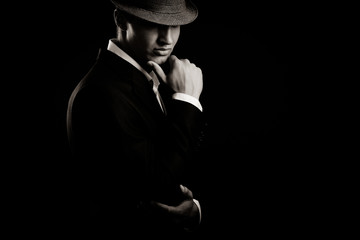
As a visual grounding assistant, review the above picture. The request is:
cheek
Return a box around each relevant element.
[172,28,180,43]
[136,32,158,49]
[129,33,153,54]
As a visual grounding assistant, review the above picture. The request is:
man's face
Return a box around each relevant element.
[125,18,180,67]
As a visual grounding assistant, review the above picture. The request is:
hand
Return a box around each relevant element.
[150,184,200,230]
[148,55,203,100]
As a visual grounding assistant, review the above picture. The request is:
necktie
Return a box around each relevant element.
[149,71,167,115]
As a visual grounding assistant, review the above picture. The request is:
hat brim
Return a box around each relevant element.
[111,1,198,26]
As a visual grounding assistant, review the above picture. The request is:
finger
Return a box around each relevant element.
[168,54,178,63]
[147,61,167,83]
[167,55,179,71]
[180,184,193,199]
[182,58,190,64]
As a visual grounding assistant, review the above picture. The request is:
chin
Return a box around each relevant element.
[151,56,169,65]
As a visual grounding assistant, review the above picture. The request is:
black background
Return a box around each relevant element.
[7,0,342,238]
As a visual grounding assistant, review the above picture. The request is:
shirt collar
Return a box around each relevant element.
[107,39,155,83]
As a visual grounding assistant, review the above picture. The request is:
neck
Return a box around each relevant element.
[113,38,154,73]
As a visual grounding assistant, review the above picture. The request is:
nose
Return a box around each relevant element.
[158,26,174,45]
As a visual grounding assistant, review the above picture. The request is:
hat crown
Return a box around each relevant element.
[110,0,198,25]
[118,0,187,13]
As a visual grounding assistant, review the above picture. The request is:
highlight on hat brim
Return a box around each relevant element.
[111,0,198,26]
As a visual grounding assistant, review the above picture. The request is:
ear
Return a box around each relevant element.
[113,9,128,31]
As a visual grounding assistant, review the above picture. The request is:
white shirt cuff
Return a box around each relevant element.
[193,199,202,224]
[184,198,202,232]
[172,93,203,112]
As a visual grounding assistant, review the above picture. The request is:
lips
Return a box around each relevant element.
[153,48,171,56]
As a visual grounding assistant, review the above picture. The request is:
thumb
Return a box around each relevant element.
[147,61,167,84]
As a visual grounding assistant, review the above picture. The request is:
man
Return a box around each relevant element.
[66,0,206,238]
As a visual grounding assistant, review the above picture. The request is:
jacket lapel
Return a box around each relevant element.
[99,49,165,117]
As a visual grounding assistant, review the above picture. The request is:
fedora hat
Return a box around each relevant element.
[110,0,198,26]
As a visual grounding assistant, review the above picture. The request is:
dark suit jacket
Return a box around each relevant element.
[66,48,206,237]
